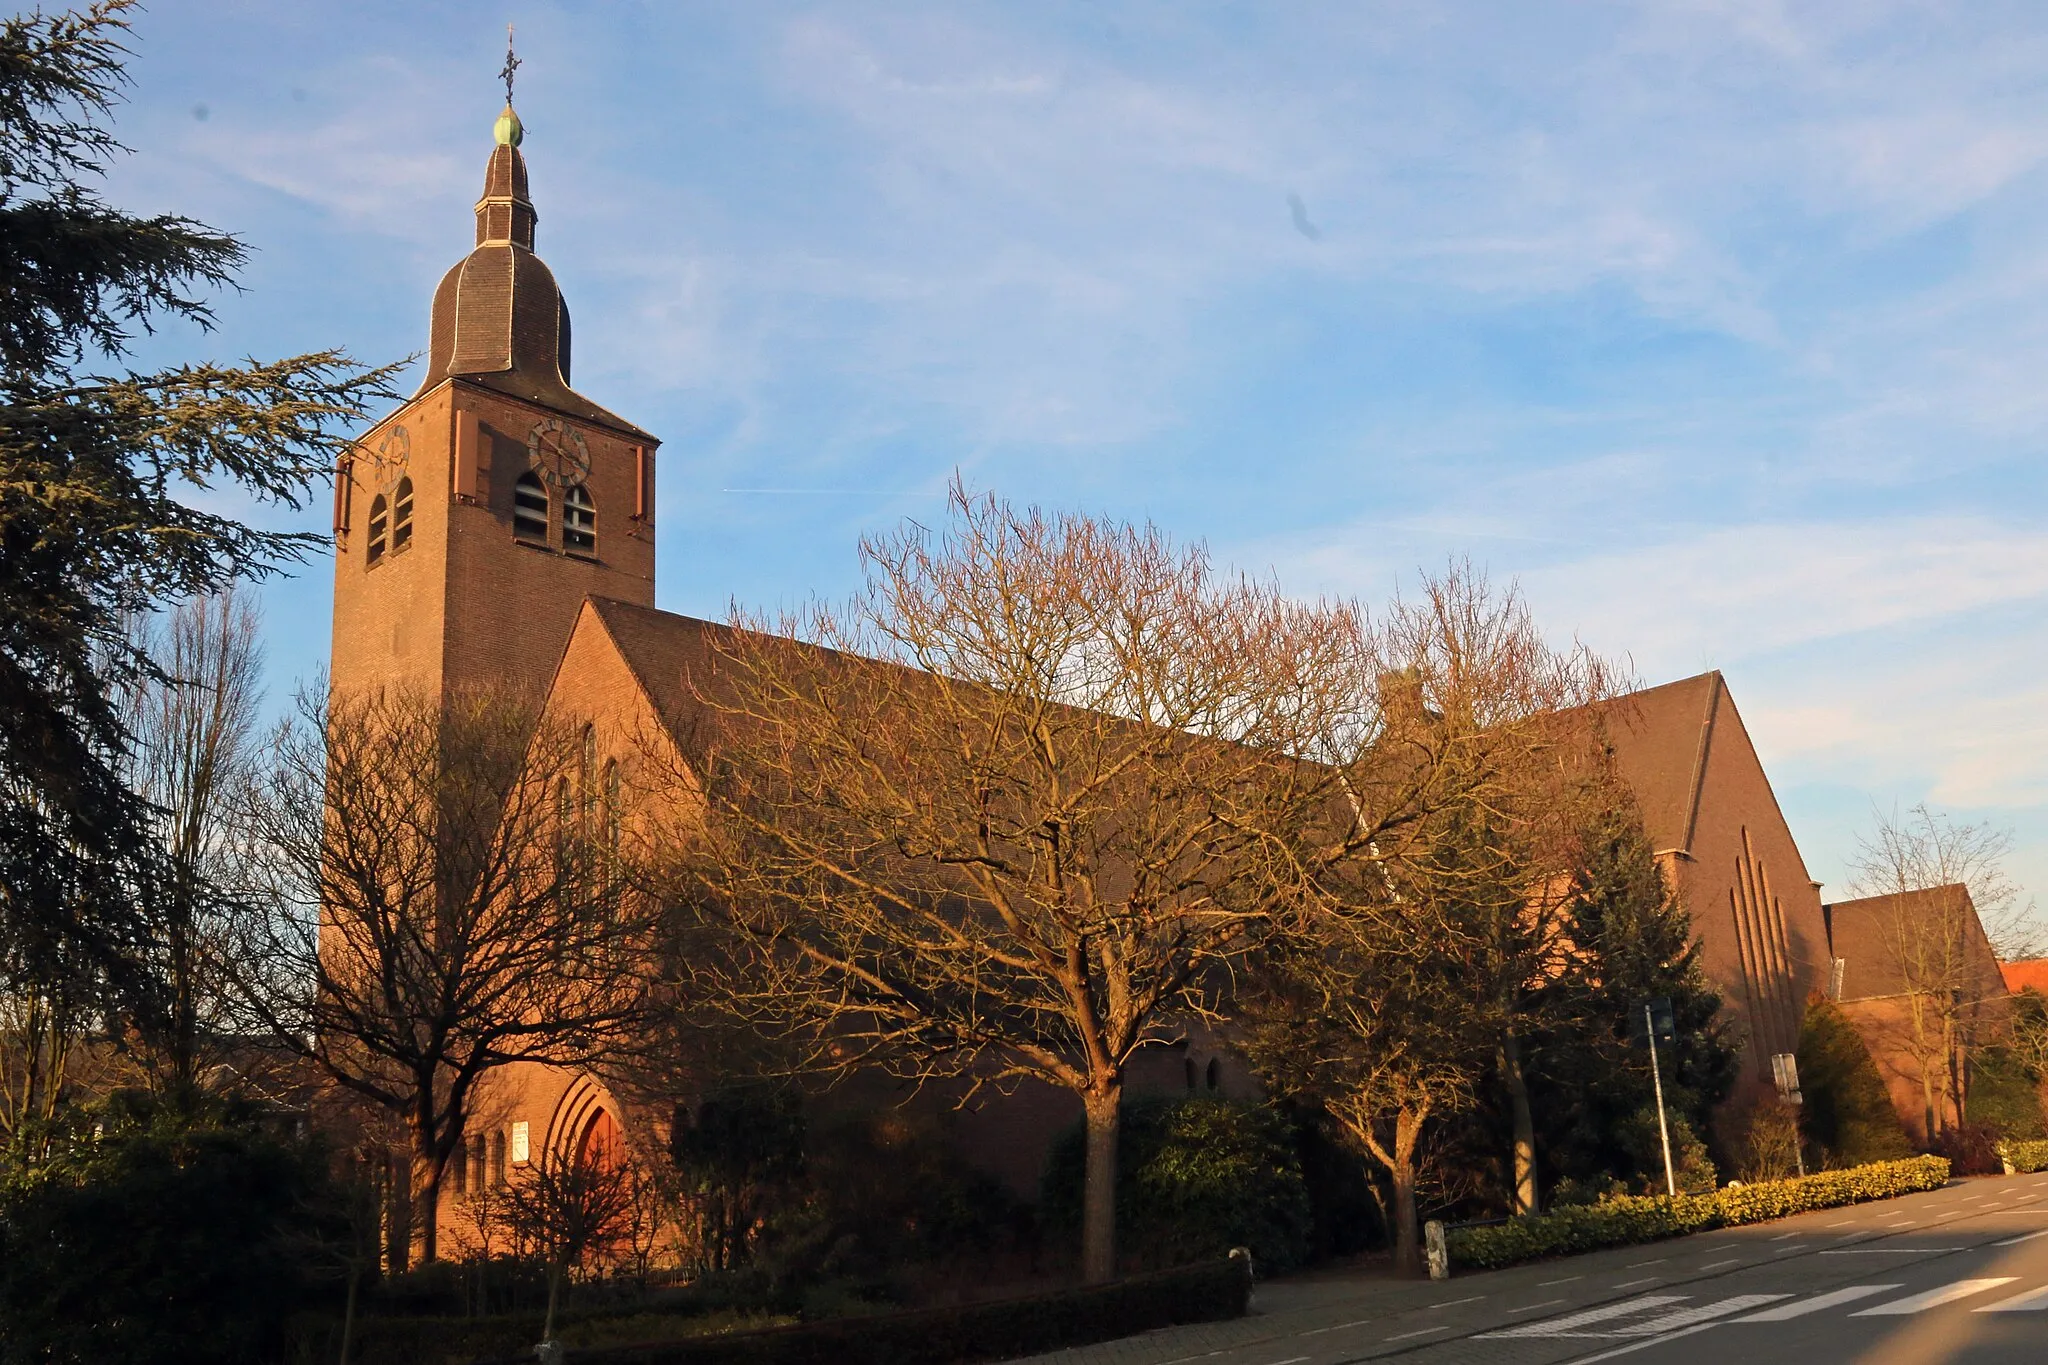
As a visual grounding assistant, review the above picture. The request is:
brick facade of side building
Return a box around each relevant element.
[330,107,2029,1258]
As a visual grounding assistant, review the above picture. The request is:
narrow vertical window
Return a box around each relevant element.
[451,1137,467,1195]
[603,758,621,856]
[563,483,595,554]
[366,493,389,565]
[579,724,597,827]
[513,471,549,544]
[391,476,414,553]
[490,1131,507,1186]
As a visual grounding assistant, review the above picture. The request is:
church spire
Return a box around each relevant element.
[409,56,651,439]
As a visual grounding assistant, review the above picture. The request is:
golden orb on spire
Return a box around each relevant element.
[494,103,523,147]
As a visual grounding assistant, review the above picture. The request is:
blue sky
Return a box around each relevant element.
[106,2,2048,925]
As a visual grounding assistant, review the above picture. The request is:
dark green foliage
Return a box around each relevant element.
[1283,1099,1383,1259]
[1043,1098,1311,1274]
[671,1088,806,1272]
[486,1256,1251,1365]
[0,0,398,1010]
[1965,1048,2046,1140]
[1796,997,1914,1167]
[0,1090,334,1365]
[1524,799,1739,1198]
[751,1108,1030,1298]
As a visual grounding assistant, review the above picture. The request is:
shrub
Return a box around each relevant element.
[1042,1099,1311,1274]
[1931,1122,2004,1176]
[500,1255,1251,1365]
[0,1092,334,1365]
[1999,1138,2048,1174]
[1965,1049,2047,1141]
[1445,1155,1950,1271]
[1797,998,1914,1166]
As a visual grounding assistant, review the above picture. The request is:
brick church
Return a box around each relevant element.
[329,104,2021,1256]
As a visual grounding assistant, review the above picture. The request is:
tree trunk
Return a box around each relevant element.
[1386,1106,1428,1277]
[410,1144,443,1265]
[543,1262,564,1342]
[1501,1032,1538,1216]
[338,1264,361,1365]
[1080,1081,1122,1285]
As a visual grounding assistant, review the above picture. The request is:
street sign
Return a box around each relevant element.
[1630,996,1677,1044]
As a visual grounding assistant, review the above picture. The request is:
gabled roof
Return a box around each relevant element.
[1579,672,1723,858]
[1823,884,2006,1002]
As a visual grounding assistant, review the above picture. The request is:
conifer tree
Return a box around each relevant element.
[0,2,396,1028]
[1529,796,1739,1192]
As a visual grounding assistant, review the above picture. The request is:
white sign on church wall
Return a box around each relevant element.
[510,1120,530,1166]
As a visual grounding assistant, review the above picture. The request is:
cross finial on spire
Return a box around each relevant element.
[500,24,521,105]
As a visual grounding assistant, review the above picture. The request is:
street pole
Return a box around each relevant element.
[1646,1003,1677,1198]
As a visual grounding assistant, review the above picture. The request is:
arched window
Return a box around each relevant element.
[366,492,388,565]
[603,758,621,855]
[513,471,549,544]
[1205,1058,1221,1093]
[490,1131,507,1186]
[563,483,595,555]
[391,476,414,553]
[579,724,597,829]
[451,1136,467,1195]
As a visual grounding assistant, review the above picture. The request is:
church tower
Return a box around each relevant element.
[331,102,658,704]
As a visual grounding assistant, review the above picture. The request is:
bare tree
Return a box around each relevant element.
[651,485,1374,1284]
[1241,569,1615,1259]
[237,681,657,1264]
[503,1150,638,1344]
[0,980,85,1163]
[1848,804,2030,1135]
[122,588,265,1090]
[1371,571,1617,1216]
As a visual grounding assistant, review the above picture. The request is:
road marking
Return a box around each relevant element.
[1383,1326,1447,1341]
[1821,1247,1965,1254]
[1769,1231,1798,1241]
[1852,1278,2018,1316]
[1561,1322,1720,1362]
[1975,1285,2048,1313]
[1625,1257,1666,1267]
[1735,1285,1900,1320]
[1612,1277,1661,1289]
[1824,1218,1854,1227]
[1507,1299,1566,1313]
[1423,1294,1483,1310]
[1698,1258,1743,1270]
[1995,1228,2048,1246]
[1540,1275,1584,1286]
[1254,1357,1308,1365]
[1480,1295,1686,1338]
[1296,1317,1372,1336]
[1619,1296,1787,1335]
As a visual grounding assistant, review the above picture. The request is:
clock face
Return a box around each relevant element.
[366,423,410,489]
[526,418,592,489]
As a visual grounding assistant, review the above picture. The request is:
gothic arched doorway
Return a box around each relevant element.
[575,1105,622,1171]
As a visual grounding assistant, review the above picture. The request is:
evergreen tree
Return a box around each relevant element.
[0,2,396,1021]
[1529,796,1740,1194]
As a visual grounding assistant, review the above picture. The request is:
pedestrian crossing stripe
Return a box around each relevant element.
[1489,1278,2045,1338]
[1735,1285,1899,1320]
[1851,1278,2016,1316]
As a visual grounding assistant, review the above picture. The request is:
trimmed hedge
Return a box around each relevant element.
[2001,1139,2048,1174]
[488,1257,1252,1365]
[1446,1156,1950,1272]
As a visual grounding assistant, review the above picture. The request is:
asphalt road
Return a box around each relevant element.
[1015,1171,2048,1365]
